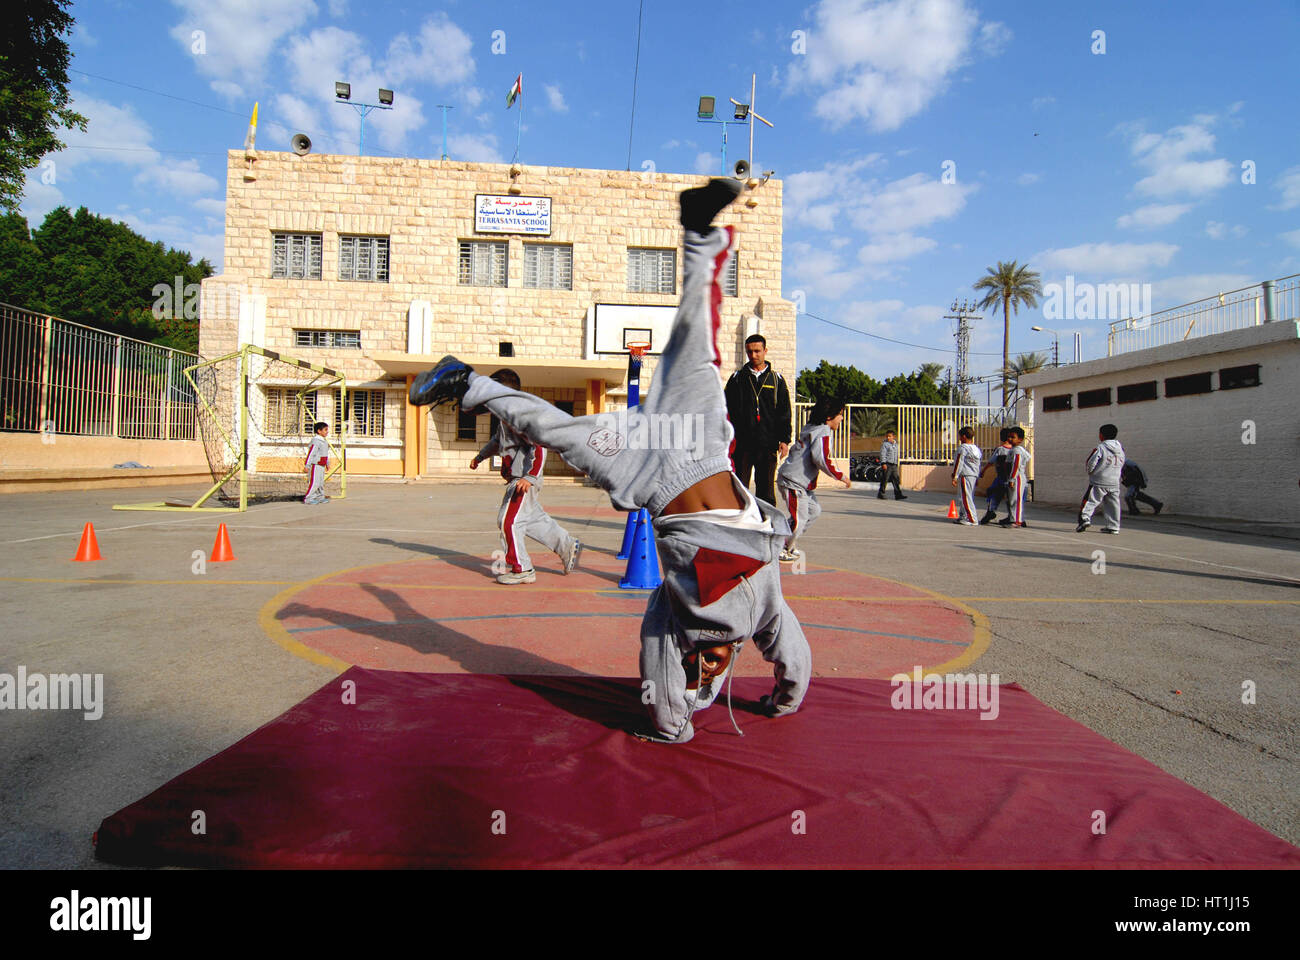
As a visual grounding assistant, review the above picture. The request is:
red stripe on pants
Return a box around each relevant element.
[502,487,526,572]
[787,489,798,535]
[961,481,974,521]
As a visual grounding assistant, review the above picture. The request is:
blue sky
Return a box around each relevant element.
[23,0,1300,384]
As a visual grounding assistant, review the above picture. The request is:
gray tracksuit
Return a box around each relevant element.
[1079,438,1126,531]
[304,435,329,503]
[477,423,574,574]
[460,224,811,743]
[951,442,982,524]
[776,421,845,552]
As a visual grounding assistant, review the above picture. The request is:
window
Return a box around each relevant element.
[1042,394,1072,412]
[1077,387,1111,409]
[294,330,361,349]
[458,240,507,286]
[1117,380,1158,404]
[334,389,385,438]
[1165,372,1213,398]
[1219,364,1261,390]
[264,388,317,436]
[339,236,389,282]
[627,248,675,294]
[723,253,738,297]
[523,243,573,289]
[457,408,479,441]
[272,233,322,279]
[555,400,575,416]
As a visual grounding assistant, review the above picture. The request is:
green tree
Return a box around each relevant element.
[850,407,895,437]
[973,260,1043,406]
[878,371,946,406]
[796,359,881,405]
[1002,351,1048,403]
[0,0,87,212]
[915,362,945,385]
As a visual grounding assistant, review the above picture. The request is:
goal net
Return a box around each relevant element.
[115,344,347,511]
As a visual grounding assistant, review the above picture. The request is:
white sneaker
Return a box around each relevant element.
[496,568,537,584]
[561,538,581,575]
[778,548,800,563]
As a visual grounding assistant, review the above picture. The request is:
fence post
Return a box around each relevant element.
[111,337,122,437]
[38,315,54,431]
[163,352,173,439]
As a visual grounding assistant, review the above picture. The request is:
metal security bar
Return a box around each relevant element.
[0,302,197,439]
[1107,275,1299,356]
[794,402,1023,462]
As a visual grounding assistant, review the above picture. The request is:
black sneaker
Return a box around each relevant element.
[979,510,996,525]
[877,494,885,500]
[409,355,472,407]
[1076,520,1090,533]
[1153,502,1163,515]
[680,178,744,233]
[896,494,907,500]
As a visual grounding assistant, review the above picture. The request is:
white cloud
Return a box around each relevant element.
[1017,172,1041,186]
[19,174,65,225]
[327,0,348,15]
[1034,242,1179,274]
[169,0,319,97]
[210,80,244,102]
[1128,120,1233,197]
[1031,96,1055,110]
[1116,203,1191,230]
[856,233,937,264]
[52,94,159,170]
[977,22,1012,56]
[850,172,974,234]
[1204,221,1246,240]
[786,241,867,300]
[1280,229,1300,250]
[544,84,568,113]
[1148,273,1254,308]
[73,22,97,47]
[786,0,997,132]
[194,197,227,219]
[784,156,881,230]
[386,14,476,86]
[135,158,220,197]
[461,87,485,110]
[693,152,717,175]
[115,210,225,270]
[447,132,503,163]
[272,94,321,137]
[1274,165,1300,210]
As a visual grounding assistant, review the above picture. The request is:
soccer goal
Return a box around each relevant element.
[114,344,347,511]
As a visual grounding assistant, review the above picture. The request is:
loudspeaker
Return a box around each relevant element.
[732,158,750,180]
[291,134,312,156]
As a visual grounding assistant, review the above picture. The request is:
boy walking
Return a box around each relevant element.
[950,426,981,525]
[469,368,580,584]
[409,178,810,745]
[978,428,1014,525]
[1121,459,1163,515]
[1076,423,1126,534]
[877,429,906,500]
[999,426,1031,527]
[776,398,852,562]
[304,421,330,504]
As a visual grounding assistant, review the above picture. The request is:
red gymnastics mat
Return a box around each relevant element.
[95,669,1300,868]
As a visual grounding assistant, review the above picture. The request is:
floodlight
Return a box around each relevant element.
[378,89,394,105]
[335,81,351,100]
[697,96,715,119]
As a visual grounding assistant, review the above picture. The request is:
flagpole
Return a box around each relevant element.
[514,88,523,163]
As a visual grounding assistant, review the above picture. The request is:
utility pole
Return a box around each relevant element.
[944,299,979,405]
[435,105,453,160]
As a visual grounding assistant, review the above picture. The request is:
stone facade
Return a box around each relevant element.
[201,151,791,478]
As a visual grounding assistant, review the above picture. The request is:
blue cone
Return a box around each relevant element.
[619,508,662,589]
[616,508,638,560]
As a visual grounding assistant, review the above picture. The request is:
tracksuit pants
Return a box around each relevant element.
[779,483,821,553]
[498,480,573,573]
[304,463,327,503]
[1080,484,1122,531]
[956,475,978,524]
[459,223,810,743]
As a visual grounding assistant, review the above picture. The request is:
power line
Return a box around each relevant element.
[799,310,1002,355]
[625,0,644,171]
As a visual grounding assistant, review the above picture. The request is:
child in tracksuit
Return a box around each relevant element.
[304,421,330,504]
[469,368,580,584]
[950,426,982,525]
[999,426,1031,527]
[978,428,1014,525]
[1076,423,1126,534]
[409,178,810,744]
[776,398,851,562]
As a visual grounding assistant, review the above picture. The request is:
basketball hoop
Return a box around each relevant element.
[626,341,652,360]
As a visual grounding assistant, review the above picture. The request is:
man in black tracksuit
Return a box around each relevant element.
[724,333,793,505]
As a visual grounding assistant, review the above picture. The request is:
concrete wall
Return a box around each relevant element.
[1021,321,1300,521]
[0,434,205,470]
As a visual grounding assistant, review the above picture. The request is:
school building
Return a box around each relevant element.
[198,149,793,480]
[1020,277,1299,522]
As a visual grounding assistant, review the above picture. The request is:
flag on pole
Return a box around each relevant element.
[506,74,522,108]
[244,101,259,151]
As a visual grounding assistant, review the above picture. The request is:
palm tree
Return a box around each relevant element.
[851,408,895,438]
[915,362,945,385]
[1002,351,1048,403]
[973,261,1043,406]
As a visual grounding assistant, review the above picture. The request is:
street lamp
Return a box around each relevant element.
[1031,325,1060,367]
[334,82,393,155]
[695,75,774,177]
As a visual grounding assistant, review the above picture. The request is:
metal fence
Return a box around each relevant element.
[1107,275,1299,356]
[0,302,198,440]
[794,402,1025,462]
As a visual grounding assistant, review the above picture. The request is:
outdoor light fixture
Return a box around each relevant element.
[334,81,394,155]
[732,101,749,120]
[697,96,715,119]
[335,81,351,100]
[378,89,394,105]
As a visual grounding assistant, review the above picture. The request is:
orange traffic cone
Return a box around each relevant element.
[210,523,235,562]
[72,522,102,562]
[946,500,959,519]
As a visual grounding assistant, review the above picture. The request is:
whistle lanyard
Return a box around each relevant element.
[748,366,765,422]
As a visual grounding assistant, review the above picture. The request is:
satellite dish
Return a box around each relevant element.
[291,134,312,156]
[732,158,750,180]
